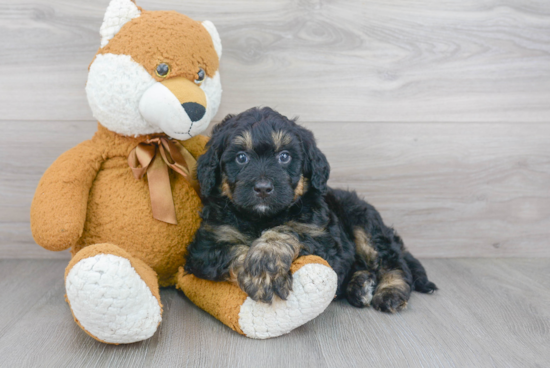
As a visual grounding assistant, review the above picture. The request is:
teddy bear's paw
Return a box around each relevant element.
[66,254,162,344]
[238,262,337,339]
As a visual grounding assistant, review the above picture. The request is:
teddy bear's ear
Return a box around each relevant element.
[202,21,222,59]
[99,0,141,48]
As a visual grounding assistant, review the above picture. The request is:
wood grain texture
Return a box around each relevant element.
[322,122,550,257]
[1,0,550,122]
[0,258,548,367]
[2,0,548,365]
[3,120,549,258]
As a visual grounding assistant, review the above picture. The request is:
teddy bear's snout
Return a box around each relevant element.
[138,76,212,139]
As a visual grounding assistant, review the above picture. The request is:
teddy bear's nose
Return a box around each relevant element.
[181,102,206,122]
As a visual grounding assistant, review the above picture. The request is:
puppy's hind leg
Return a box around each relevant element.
[403,250,437,294]
[370,231,413,313]
[346,270,377,307]
[372,269,411,313]
[352,226,412,313]
[346,228,378,308]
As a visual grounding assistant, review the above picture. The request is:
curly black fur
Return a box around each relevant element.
[185,107,437,310]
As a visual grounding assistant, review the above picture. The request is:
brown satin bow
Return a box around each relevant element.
[128,137,200,225]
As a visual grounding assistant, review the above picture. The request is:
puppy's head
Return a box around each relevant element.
[198,107,330,217]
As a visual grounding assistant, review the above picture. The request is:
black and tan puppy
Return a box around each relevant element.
[185,107,437,312]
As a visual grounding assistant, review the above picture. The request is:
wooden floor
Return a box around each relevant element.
[0,258,548,368]
[1,0,550,367]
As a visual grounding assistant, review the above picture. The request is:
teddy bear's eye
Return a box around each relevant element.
[195,68,205,84]
[156,63,170,78]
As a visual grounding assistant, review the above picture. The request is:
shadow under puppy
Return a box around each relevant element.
[185,107,437,312]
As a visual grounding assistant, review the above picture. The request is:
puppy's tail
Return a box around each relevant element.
[404,251,438,293]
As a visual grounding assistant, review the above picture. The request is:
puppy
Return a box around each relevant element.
[185,107,437,312]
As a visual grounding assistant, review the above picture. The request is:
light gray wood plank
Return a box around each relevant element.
[321,122,550,257]
[0,259,548,367]
[0,260,65,338]
[3,120,549,258]
[0,222,70,259]
[1,0,550,122]
[0,120,96,224]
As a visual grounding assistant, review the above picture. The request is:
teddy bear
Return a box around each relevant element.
[30,0,338,344]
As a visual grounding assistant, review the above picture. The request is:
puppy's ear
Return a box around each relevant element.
[300,127,330,194]
[197,115,236,197]
[196,143,220,197]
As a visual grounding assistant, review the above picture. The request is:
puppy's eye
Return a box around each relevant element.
[156,63,170,78]
[277,151,291,164]
[236,152,249,165]
[195,68,205,84]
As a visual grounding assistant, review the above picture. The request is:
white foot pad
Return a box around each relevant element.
[66,254,162,344]
[238,263,337,339]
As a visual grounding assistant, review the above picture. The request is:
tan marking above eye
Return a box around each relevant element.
[232,131,253,151]
[271,130,292,151]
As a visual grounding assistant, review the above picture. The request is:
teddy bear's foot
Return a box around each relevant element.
[238,256,337,339]
[65,244,162,344]
[178,255,337,339]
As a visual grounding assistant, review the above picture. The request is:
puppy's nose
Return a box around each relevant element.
[181,102,206,122]
[254,180,274,198]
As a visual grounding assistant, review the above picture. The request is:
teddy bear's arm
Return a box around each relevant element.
[30,140,104,251]
[180,134,210,160]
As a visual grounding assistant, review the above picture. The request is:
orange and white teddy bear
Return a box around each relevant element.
[30,0,337,344]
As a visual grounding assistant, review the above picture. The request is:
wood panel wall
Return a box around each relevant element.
[1,0,549,258]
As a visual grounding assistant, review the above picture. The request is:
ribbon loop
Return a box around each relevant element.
[128,137,199,225]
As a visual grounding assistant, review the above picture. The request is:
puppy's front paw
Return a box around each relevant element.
[237,231,299,303]
[237,266,293,304]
